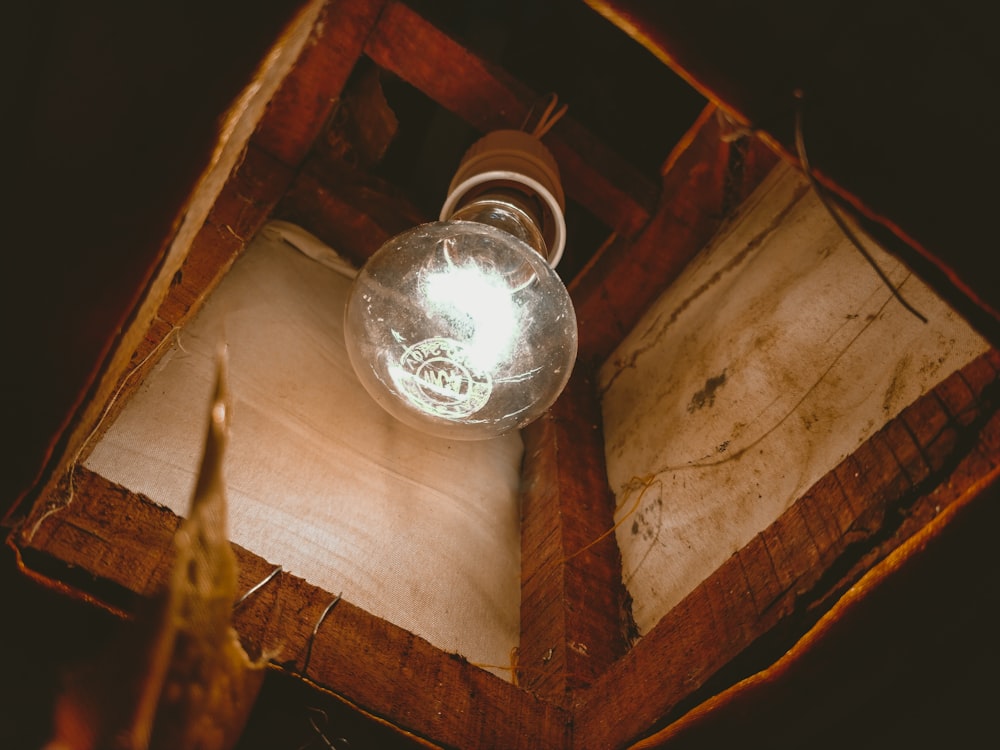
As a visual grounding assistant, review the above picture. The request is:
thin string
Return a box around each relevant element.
[560,474,658,566]
[467,646,521,684]
[793,90,927,324]
[301,593,343,678]
[521,93,569,139]
[467,654,597,686]
[299,707,351,750]
[23,327,182,541]
[234,565,283,608]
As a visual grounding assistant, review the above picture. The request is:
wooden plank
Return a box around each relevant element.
[810,358,1000,610]
[572,350,1000,749]
[899,389,955,475]
[17,468,571,750]
[957,348,1000,407]
[252,0,389,167]
[148,145,294,353]
[519,366,629,703]
[570,105,779,366]
[272,147,425,266]
[735,535,790,622]
[363,0,657,237]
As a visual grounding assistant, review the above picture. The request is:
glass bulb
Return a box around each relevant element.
[344,220,577,440]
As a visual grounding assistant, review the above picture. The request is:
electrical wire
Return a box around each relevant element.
[522,93,569,139]
[793,90,927,324]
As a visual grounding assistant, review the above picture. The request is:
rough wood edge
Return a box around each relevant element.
[252,0,390,167]
[15,468,572,750]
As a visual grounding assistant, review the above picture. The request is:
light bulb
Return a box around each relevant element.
[344,218,577,440]
[344,129,578,440]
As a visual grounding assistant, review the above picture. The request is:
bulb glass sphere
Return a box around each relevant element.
[344,220,578,440]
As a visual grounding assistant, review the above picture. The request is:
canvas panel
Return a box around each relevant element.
[85,222,523,675]
[600,162,989,634]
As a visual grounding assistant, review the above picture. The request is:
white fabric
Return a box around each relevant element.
[600,162,989,635]
[86,223,523,675]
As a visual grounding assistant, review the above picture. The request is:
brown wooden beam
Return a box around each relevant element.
[252,0,389,167]
[272,145,426,267]
[146,145,294,355]
[519,365,630,704]
[60,144,297,465]
[67,0,385,463]
[17,468,572,750]
[363,0,658,237]
[570,104,779,366]
[572,349,1000,749]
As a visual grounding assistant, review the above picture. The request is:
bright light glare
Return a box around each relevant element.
[422,262,518,372]
[344,220,577,440]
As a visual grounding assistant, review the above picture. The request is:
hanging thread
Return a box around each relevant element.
[235,565,283,608]
[521,92,569,139]
[300,593,343,678]
[22,327,183,542]
[560,474,658,567]
[793,90,928,324]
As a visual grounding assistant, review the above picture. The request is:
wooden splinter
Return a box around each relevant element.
[45,347,266,750]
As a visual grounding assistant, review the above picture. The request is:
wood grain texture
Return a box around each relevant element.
[519,366,629,704]
[60,144,296,470]
[149,146,294,349]
[60,0,380,471]
[272,148,424,266]
[252,0,389,166]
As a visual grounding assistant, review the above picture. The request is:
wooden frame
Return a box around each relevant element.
[8,2,1000,748]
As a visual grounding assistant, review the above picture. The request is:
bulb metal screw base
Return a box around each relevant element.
[440,129,566,268]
